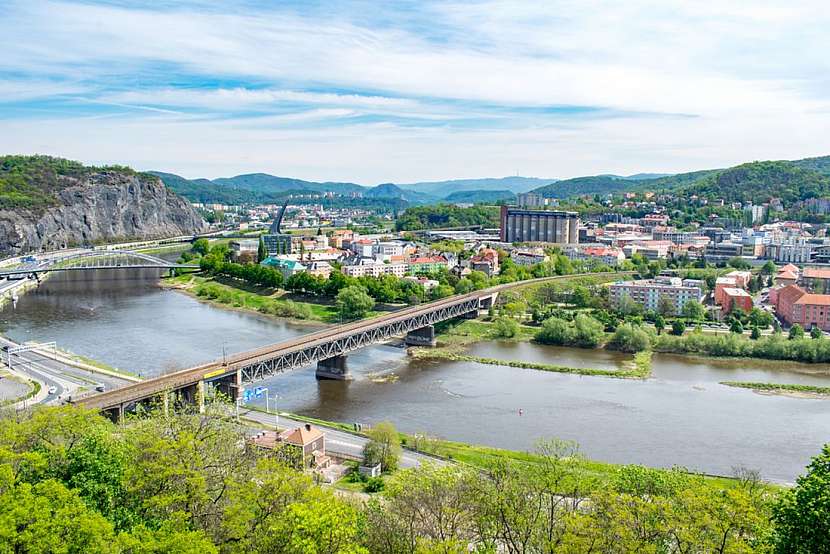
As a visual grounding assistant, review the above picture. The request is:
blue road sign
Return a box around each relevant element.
[254,387,266,398]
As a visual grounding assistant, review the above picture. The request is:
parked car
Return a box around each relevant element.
[48,386,57,395]
[95,385,105,392]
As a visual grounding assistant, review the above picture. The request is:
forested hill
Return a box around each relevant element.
[681,161,830,204]
[531,156,830,204]
[395,204,500,231]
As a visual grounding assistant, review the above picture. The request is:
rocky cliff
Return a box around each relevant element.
[0,158,207,255]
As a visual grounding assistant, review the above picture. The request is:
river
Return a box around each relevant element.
[2,268,829,482]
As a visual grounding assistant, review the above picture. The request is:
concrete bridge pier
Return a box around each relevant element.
[176,380,206,413]
[211,371,242,401]
[102,404,124,423]
[405,325,437,347]
[316,355,352,380]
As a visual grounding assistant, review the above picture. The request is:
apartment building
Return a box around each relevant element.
[610,277,702,314]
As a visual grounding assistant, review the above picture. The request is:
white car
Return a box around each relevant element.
[47,386,57,395]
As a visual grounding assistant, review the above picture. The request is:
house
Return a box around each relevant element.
[800,267,830,294]
[408,255,448,274]
[250,424,330,469]
[721,287,753,314]
[723,270,752,289]
[510,248,549,266]
[714,277,738,305]
[342,259,408,278]
[261,256,306,280]
[564,245,625,266]
[305,260,333,279]
[470,248,500,276]
[772,284,830,331]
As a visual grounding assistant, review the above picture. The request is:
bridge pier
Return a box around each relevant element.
[316,355,352,380]
[103,404,124,423]
[211,370,242,401]
[176,380,206,413]
[405,325,437,347]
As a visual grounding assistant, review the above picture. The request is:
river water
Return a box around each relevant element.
[2,269,829,482]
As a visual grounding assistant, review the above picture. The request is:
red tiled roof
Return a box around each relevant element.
[778,284,807,306]
[794,293,830,306]
[803,267,830,280]
[280,425,324,447]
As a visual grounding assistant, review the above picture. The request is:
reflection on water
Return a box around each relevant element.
[3,269,830,482]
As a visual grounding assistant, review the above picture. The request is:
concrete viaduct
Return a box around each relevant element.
[76,287,502,420]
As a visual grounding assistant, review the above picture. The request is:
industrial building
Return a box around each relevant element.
[499,206,579,244]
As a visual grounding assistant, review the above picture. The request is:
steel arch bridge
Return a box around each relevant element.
[0,249,199,278]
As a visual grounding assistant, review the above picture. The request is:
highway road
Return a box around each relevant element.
[0,336,135,405]
[240,408,444,469]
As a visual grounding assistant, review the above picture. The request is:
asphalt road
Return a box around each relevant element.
[0,336,134,405]
[239,408,444,469]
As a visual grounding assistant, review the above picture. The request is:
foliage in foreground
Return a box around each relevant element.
[3,405,829,553]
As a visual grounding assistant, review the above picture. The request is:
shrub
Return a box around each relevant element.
[492,316,520,339]
[607,323,652,353]
[535,317,573,346]
[671,320,686,336]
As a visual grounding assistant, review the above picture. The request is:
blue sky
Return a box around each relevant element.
[1,0,828,183]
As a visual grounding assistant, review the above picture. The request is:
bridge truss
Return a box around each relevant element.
[235,296,483,383]
[0,250,198,277]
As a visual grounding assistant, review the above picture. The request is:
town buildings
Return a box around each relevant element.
[563,245,625,266]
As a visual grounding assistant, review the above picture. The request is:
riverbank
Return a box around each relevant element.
[164,273,388,325]
[277,410,778,491]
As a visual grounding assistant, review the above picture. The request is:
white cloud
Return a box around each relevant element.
[0,0,828,180]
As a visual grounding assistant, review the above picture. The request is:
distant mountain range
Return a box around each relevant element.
[150,154,830,206]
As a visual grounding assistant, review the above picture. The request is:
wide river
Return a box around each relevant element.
[2,268,829,482]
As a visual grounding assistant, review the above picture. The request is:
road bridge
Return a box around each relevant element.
[76,287,503,420]
[0,250,199,279]
[75,272,632,421]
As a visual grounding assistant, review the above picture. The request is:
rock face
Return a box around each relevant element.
[0,171,207,255]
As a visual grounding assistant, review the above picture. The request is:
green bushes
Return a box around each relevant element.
[654,330,830,363]
[492,316,520,338]
[535,313,606,348]
[607,323,653,353]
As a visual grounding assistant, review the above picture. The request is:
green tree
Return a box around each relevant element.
[773,444,830,553]
[811,326,823,339]
[750,326,761,340]
[0,476,120,553]
[671,320,686,336]
[654,314,665,335]
[789,324,805,340]
[762,260,777,275]
[535,317,573,346]
[363,421,402,472]
[492,316,520,338]
[657,295,675,317]
[730,319,744,334]
[336,286,375,320]
[192,238,210,256]
[257,236,266,263]
[572,313,605,347]
[682,300,706,321]
[607,323,652,353]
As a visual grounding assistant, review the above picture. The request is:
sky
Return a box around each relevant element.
[1,0,829,184]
